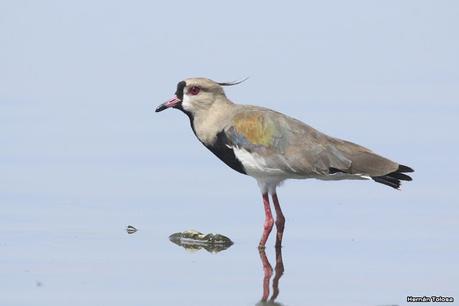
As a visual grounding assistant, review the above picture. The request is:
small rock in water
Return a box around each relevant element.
[126,225,138,234]
[169,230,233,253]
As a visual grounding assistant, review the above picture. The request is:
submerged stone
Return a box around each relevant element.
[126,225,138,234]
[169,230,233,253]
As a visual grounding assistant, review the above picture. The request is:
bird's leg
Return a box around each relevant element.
[258,193,274,249]
[272,193,286,247]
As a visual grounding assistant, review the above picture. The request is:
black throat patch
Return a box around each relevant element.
[204,131,247,175]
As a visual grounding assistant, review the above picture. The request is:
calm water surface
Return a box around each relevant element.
[1,152,458,305]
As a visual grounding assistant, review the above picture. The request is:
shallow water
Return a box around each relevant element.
[1,171,458,305]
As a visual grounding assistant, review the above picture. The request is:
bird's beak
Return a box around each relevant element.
[155,96,181,112]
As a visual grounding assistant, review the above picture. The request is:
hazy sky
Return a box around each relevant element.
[1,0,458,201]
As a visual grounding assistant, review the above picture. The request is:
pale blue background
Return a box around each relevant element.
[1,1,458,305]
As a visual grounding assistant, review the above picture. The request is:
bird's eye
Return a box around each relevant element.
[189,86,200,95]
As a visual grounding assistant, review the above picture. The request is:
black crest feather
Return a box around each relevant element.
[217,77,249,86]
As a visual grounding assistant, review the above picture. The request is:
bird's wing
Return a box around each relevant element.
[222,107,355,177]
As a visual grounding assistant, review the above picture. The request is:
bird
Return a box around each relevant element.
[155,77,414,248]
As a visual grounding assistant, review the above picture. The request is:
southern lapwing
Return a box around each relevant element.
[156,77,414,248]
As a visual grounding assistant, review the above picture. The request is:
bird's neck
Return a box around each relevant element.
[192,98,235,145]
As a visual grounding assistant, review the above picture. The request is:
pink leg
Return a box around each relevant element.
[272,193,286,247]
[258,193,274,248]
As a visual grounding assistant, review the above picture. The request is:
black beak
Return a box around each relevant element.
[155,96,181,112]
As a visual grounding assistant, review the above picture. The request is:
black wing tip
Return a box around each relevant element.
[390,172,412,181]
[372,164,414,189]
[372,176,401,189]
[398,164,414,173]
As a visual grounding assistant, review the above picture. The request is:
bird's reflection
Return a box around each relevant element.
[256,247,284,306]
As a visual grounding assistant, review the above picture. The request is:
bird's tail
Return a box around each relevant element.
[371,164,414,189]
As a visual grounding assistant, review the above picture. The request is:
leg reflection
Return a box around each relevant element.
[258,248,273,302]
[257,247,285,305]
[270,247,284,302]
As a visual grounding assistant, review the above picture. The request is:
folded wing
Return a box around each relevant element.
[219,107,412,188]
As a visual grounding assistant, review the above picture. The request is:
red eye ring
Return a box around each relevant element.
[189,86,200,95]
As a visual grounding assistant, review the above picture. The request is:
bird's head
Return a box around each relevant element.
[155,77,247,115]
